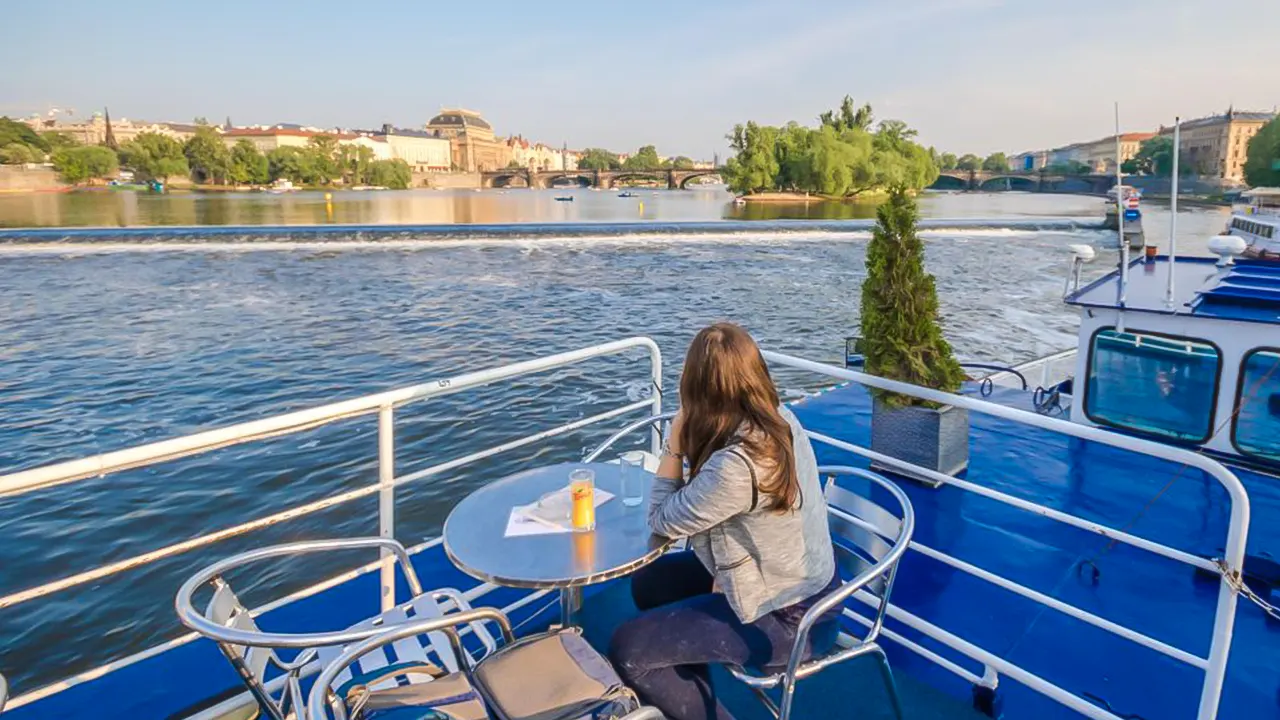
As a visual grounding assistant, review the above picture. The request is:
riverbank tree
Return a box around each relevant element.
[120,132,188,183]
[367,159,412,189]
[577,148,620,170]
[1244,115,1280,187]
[229,139,270,185]
[722,97,938,197]
[52,145,118,184]
[1120,135,1181,177]
[955,154,981,171]
[183,126,232,184]
[0,117,50,163]
[982,152,1009,171]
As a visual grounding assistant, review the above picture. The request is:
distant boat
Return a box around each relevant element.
[266,179,298,194]
[554,195,574,202]
[617,191,637,198]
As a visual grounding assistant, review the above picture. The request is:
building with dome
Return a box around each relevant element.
[425,109,510,172]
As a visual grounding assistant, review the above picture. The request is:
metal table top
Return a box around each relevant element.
[443,461,671,589]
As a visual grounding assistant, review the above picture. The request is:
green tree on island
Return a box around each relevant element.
[52,145,119,185]
[955,154,982,171]
[119,132,189,183]
[1244,115,1280,188]
[184,126,232,184]
[938,152,958,170]
[229,139,270,185]
[669,156,695,169]
[723,99,937,197]
[860,187,964,408]
[623,145,663,170]
[982,152,1009,171]
[819,96,874,132]
[367,159,413,189]
[577,148,620,170]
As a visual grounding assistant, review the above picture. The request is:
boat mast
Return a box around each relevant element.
[1166,117,1181,306]
[1115,102,1128,330]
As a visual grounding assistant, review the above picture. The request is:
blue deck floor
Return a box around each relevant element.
[578,579,987,720]
[788,381,1280,720]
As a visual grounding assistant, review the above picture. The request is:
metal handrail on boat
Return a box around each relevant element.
[0,337,662,712]
[761,350,1248,720]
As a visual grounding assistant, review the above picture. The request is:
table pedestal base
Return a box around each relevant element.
[560,587,582,627]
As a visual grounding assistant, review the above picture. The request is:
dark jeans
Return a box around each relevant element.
[608,552,839,720]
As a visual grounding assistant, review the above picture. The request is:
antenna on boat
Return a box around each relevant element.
[1165,117,1181,307]
[1115,102,1128,332]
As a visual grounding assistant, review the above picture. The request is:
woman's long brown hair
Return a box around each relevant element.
[678,323,799,511]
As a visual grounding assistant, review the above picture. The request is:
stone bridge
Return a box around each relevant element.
[481,167,725,190]
[931,169,1115,194]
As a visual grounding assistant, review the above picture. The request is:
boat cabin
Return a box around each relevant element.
[1065,254,1280,466]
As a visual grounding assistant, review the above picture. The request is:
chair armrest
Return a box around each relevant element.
[305,608,513,720]
[176,537,425,649]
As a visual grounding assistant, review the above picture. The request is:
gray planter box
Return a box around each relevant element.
[870,398,970,488]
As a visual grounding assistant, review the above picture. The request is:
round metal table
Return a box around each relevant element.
[443,461,671,626]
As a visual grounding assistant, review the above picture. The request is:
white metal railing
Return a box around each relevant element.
[982,348,1078,392]
[762,350,1249,720]
[0,336,661,629]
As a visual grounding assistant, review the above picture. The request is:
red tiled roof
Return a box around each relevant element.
[224,128,357,140]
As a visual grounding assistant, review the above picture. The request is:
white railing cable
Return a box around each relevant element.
[830,505,1208,669]
[0,336,662,500]
[763,350,1249,720]
[0,399,652,612]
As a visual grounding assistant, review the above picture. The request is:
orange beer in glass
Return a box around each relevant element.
[569,468,595,531]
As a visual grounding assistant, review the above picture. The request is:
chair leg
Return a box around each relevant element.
[778,679,798,720]
[870,645,905,720]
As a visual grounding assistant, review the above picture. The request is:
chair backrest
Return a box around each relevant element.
[823,471,906,599]
[205,577,290,720]
[818,466,914,643]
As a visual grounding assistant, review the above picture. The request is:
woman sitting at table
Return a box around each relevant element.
[609,322,839,720]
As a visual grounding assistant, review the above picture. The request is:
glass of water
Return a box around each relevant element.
[619,451,646,507]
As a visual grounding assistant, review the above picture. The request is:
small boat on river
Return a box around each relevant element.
[554,195,574,202]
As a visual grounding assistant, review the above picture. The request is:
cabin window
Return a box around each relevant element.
[1233,348,1280,461]
[1085,329,1220,442]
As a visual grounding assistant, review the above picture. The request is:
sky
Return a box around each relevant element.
[4,0,1278,159]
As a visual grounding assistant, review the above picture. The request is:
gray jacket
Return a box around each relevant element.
[648,406,835,623]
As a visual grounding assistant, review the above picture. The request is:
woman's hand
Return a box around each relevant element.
[667,409,685,456]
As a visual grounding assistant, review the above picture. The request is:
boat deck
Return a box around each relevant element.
[4,378,1278,719]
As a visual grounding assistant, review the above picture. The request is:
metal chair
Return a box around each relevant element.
[176,537,498,720]
[305,608,647,720]
[726,466,915,720]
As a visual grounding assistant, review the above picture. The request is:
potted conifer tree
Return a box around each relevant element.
[860,187,968,486]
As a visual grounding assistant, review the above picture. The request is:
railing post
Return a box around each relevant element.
[378,405,395,612]
[649,345,663,456]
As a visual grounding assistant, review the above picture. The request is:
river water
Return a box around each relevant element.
[0,190,1232,693]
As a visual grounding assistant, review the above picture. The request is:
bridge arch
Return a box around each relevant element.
[928,174,968,191]
[541,173,592,189]
[483,171,529,189]
[610,171,667,188]
[674,170,723,189]
[978,175,1038,192]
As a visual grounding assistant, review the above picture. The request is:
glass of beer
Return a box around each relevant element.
[569,468,595,532]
